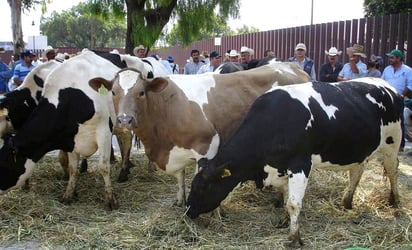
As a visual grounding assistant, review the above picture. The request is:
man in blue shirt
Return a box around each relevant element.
[381,49,412,152]
[337,44,368,81]
[184,49,205,74]
[12,50,35,88]
[0,50,12,94]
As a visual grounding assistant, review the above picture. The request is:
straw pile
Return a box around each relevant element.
[1,149,411,249]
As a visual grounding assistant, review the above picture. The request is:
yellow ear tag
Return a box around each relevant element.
[98,85,109,95]
[221,168,231,178]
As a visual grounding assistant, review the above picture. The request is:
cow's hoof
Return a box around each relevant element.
[273,190,284,208]
[287,233,304,247]
[104,196,119,210]
[174,199,186,207]
[21,179,30,192]
[147,161,157,173]
[61,196,76,205]
[110,157,117,164]
[117,169,130,183]
[389,193,400,208]
[127,160,135,168]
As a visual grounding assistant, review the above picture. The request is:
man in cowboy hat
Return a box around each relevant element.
[240,46,259,69]
[337,44,367,81]
[229,49,239,63]
[382,49,412,152]
[42,45,58,61]
[133,45,146,58]
[319,47,343,82]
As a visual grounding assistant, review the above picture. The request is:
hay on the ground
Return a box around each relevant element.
[0,150,411,249]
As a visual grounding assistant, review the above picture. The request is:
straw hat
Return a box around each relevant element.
[348,44,366,58]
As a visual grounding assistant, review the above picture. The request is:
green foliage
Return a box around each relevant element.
[166,13,239,46]
[40,2,126,48]
[89,0,240,54]
[236,25,259,35]
[364,0,412,17]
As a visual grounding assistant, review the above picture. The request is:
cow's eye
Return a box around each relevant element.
[111,91,116,96]
[139,91,145,97]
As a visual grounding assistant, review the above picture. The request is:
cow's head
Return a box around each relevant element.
[89,68,169,130]
[0,134,34,194]
[0,89,38,137]
[186,157,238,218]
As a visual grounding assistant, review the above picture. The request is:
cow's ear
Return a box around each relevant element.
[145,77,168,93]
[0,108,8,117]
[89,77,114,92]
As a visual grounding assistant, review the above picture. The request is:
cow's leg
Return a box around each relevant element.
[115,129,134,182]
[263,165,288,207]
[62,152,80,204]
[80,159,88,173]
[58,150,69,180]
[342,164,365,209]
[110,144,116,164]
[286,170,308,247]
[174,168,186,206]
[97,129,119,210]
[381,144,400,208]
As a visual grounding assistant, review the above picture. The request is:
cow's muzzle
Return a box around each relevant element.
[116,114,135,129]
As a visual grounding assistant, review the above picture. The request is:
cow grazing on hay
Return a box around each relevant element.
[187,78,402,246]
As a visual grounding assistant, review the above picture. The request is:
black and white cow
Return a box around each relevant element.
[187,77,402,246]
[0,50,164,209]
[0,50,169,184]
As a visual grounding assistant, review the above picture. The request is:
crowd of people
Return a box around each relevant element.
[148,42,411,152]
[0,45,70,93]
[1,43,410,151]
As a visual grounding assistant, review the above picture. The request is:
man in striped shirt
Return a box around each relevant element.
[12,50,36,87]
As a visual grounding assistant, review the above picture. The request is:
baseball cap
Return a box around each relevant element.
[295,43,307,51]
[21,50,35,58]
[209,51,221,58]
[386,49,403,59]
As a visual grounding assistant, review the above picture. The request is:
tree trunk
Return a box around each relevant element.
[8,0,24,54]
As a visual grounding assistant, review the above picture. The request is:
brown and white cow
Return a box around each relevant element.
[90,61,311,205]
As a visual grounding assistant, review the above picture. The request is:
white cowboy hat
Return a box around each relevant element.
[42,45,58,58]
[133,45,145,56]
[325,47,342,56]
[240,46,254,56]
[229,49,239,57]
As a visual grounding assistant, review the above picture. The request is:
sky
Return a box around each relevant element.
[0,0,365,42]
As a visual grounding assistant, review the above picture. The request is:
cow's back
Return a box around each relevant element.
[206,62,310,143]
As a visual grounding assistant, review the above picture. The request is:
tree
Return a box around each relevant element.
[363,0,412,17]
[90,0,240,55]
[7,0,47,53]
[235,25,259,35]
[165,13,236,46]
[40,3,126,49]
